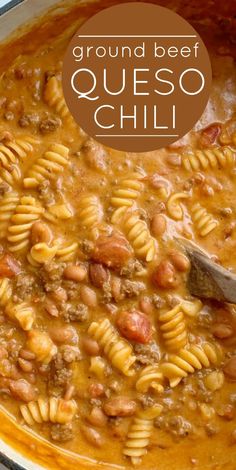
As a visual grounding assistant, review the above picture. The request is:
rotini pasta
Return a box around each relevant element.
[23,143,69,188]
[123,405,163,465]
[181,299,202,317]
[0,136,38,187]
[0,278,12,307]
[136,365,164,393]
[88,318,136,376]
[161,342,223,387]
[20,397,77,426]
[182,146,235,171]
[192,203,218,237]
[158,304,188,351]
[7,196,44,252]
[5,302,35,331]
[89,356,107,380]
[26,330,57,364]
[56,241,78,261]
[122,211,156,262]
[167,192,189,221]
[78,195,103,230]
[44,76,72,122]
[27,242,58,266]
[0,136,38,162]
[0,191,19,238]
[111,172,144,224]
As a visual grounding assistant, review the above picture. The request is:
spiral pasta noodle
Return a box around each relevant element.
[0,136,37,165]
[167,192,189,221]
[56,241,78,261]
[181,299,202,317]
[192,203,218,237]
[20,397,77,426]
[88,318,136,376]
[23,143,69,188]
[161,342,223,387]
[136,365,164,393]
[158,304,188,351]
[123,405,163,465]
[0,136,38,187]
[44,76,72,122]
[43,203,73,225]
[5,302,35,331]
[26,329,58,364]
[122,211,156,262]
[0,191,19,238]
[78,195,103,230]
[27,242,58,266]
[0,278,12,307]
[182,146,235,171]
[7,196,44,253]
[111,172,144,224]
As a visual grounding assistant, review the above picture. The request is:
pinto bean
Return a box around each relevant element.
[18,358,33,373]
[212,323,233,339]
[19,349,36,361]
[64,384,75,401]
[81,424,104,447]
[49,287,68,303]
[45,298,59,317]
[139,296,154,315]
[103,397,137,417]
[88,382,105,398]
[92,234,133,269]
[0,253,21,278]
[82,138,107,173]
[81,337,100,356]
[87,407,107,427]
[49,326,78,345]
[223,357,236,380]
[9,379,37,402]
[217,404,235,421]
[152,260,179,289]
[0,377,11,389]
[199,123,221,147]
[31,221,52,245]
[80,285,97,307]
[0,346,8,360]
[111,276,122,302]
[63,265,87,282]
[117,310,152,344]
[0,359,21,380]
[151,214,166,238]
[89,264,108,288]
[169,251,190,272]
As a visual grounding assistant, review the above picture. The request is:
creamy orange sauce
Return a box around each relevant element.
[0,2,236,470]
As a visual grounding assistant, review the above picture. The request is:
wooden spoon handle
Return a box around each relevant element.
[176,237,236,303]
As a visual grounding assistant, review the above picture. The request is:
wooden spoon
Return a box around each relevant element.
[176,237,236,304]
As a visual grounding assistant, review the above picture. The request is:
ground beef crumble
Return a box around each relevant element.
[12,273,37,301]
[121,280,145,298]
[120,259,146,278]
[40,262,65,292]
[38,180,55,205]
[50,423,74,442]
[134,341,160,365]
[60,345,82,363]
[39,116,61,134]
[48,352,72,394]
[154,415,193,438]
[61,304,89,323]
